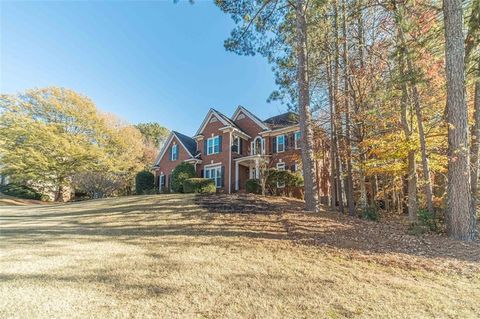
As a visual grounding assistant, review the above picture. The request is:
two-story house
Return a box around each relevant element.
[153,106,329,199]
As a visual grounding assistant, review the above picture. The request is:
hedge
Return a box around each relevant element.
[171,162,196,193]
[0,183,44,200]
[183,178,216,193]
[135,171,155,194]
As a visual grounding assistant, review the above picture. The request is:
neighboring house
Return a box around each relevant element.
[152,106,330,200]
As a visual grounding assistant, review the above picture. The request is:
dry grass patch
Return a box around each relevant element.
[1,194,479,318]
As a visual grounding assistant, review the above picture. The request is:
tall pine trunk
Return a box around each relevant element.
[333,0,345,213]
[342,0,355,215]
[296,0,320,212]
[393,0,429,219]
[355,0,368,211]
[443,0,477,240]
[471,81,480,206]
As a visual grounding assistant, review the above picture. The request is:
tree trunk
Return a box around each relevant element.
[296,0,320,212]
[471,81,480,206]
[55,184,65,202]
[327,56,338,210]
[355,0,368,212]
[342,0,355,215]
[443,0,477,240]
[333,0,345,213]
[410,70,435,216]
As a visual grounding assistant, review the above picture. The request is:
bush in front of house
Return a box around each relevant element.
[246,179,261,194]
[183,178,216,193]
[171,162,196,193]
[135,171,155,194]
[0,183,44,200]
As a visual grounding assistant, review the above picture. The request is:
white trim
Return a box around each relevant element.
[206,135,220,155]
[203,162,223,168]
[232,106,270,131]
[171,143,178,161]
[276,135,286,153]
[154,131,195,166]
[228,131,232,194]
[259,124,300,136]
[219,126,251,139]
[276,162,286,188]
[204,164,223,188]
[294,131,301,149]
[195,109,230,136]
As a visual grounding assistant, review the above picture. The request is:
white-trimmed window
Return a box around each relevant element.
[204,165,222,188]
[232,136,240,154]
[251,136,265,155]
[276,162,286,188]
[294,131,301,149]
[159,174,165,192]
[207,136,220,155]
[276,135,285,153]
[171,144,178,161]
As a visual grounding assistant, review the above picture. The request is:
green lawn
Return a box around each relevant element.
[1,194,479,318]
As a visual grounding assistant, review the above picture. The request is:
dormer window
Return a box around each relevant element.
[171,144,178,161]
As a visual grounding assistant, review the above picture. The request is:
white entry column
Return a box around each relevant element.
[235,161,239,191]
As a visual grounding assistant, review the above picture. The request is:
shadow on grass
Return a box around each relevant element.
[1,193,479,266]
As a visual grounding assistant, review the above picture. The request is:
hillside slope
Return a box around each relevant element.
[0,194,479,318]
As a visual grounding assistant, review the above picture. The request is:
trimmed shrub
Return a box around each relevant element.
[171,162,196,193]
[246,179,261,194]
[183,178,216,193]
[135,171,155,194]
[0,183,44,200]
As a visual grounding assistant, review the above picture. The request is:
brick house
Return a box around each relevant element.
[153,106,329,200]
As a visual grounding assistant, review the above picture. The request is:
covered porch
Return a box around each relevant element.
[234,155,269,191]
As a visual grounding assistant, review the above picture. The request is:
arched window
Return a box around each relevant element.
[251,136,265,155]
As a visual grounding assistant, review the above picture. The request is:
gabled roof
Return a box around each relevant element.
[263,112,299,129]
[194,108,247,136]
[173,131,196,156]
[232,105,270,131]
[153,131,196,166]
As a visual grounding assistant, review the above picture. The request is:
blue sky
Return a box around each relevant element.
[0,0,285,136]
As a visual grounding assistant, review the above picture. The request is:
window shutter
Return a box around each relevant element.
[221,166,225,187]
[284,134,289,150]
[290,134,295,148]
[272,137,277,153]
[201,169,204,178]
[218,136,223,152]
[204,140,207,155]
[239,139,243,154]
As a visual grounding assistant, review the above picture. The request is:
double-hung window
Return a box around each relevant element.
[204,166,222,188]
[232,136,240,154]
[207,136,220,155]
[294,131,301,149]
[276,162,286,188]
[171,144,178,161]
[276,135,285,153]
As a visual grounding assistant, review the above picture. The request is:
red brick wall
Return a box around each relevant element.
[154,135,193,190]
[197,115,232,192]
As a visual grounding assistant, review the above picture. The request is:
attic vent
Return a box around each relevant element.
[210,116,218,123]
[237,113,245,120]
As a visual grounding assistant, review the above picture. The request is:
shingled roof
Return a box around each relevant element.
[263,112,300,129]
[172,131,197,156]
